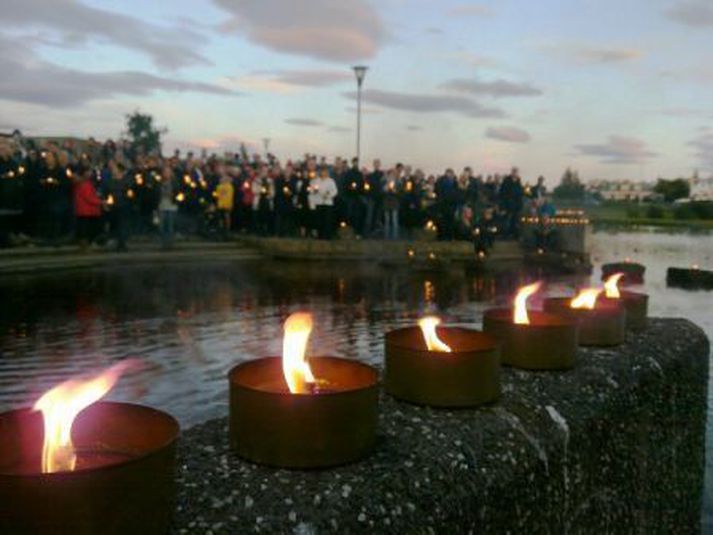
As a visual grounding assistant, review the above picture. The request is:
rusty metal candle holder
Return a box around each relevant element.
[602,291,648,331]
[666,266,713,290]
[384,326,500,407]
[543,297,626,346]
[601,261,645,284]
[228,356,378,469]
[483,309,578,370]
[0,401,179,534]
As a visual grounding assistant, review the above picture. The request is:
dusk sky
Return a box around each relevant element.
[1,0,712,182]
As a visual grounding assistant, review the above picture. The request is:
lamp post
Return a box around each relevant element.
[262,137,271,159]
[352,65,368,164]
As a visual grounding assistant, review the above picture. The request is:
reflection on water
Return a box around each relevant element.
[0,228,710,525]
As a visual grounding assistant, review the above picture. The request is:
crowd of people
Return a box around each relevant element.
[0,135,558,252]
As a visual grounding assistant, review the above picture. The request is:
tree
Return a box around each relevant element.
[124,111,166,157]
[553,167,585,200]
[653,178,690,203]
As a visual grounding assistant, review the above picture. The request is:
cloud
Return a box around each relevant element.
[214,0,385,62]
[443,51,498,68]
[425,27,444,34]
[573,136,658,164]
[485,126,531,143]
[688,132,713,169]
[327,126,351,133]
[1,0,209,69]
[285,118,324,127]
[572,46,641,64]
[665,1,713,27]
[406,125,422,131]
[342,89,505,118]
[442,77,543,98]
[447,4,494,17]
[0,36,234,107]
[229,69,352,93]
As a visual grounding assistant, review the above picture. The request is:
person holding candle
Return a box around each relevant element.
[158,165,179,249]
[106,161,131,252]
[215,169,235,238]
[72,165,103,252]
[311,166,338,240]
[382,168,401,240]
[363,159,384,237]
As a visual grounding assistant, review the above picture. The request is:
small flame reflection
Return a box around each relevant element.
[282,312,316,394]
[514,282,541,325]
[33,360,135,473]
[571,288,601,309]
[604,273,624,299]
[418,317,452,352]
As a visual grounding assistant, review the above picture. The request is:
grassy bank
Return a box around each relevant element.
[557,201,713,231]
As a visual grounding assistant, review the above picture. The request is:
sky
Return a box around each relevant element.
[0,0,712,182]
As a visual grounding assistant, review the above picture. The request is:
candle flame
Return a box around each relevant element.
[418,316,452,352]
[514,282,541,325]
[282,312,316,394]
[604,273,624,299]
[571,288,602,310]
[33,360,135,473]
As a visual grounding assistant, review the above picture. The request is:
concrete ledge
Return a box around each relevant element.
[172,319,708,533]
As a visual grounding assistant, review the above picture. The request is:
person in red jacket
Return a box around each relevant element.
[73,165,103,251]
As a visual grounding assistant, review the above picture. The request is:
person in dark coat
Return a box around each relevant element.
[363,159,384,237]
[434,168,458,241]
[106,162,131,252]
[343,158,364,236]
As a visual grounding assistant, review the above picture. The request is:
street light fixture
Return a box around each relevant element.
[352,65,368,165]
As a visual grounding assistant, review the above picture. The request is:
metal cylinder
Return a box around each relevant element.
[666,266,713,290]
[602,291,648,331]
[0,402,179,534]
[602,262,645,284]
[384,326,500,407]
[483,309,579,370]
[228,356,378,469]
[543,297,626,346]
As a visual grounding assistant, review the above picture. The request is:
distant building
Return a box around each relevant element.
[689,177,713,201]
[586,179,658,202]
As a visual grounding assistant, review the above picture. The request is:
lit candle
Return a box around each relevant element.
[483,282,578,370]
[601,273,648,331]
[228,312,378,468]
[543,288,625,346]
[0,361,179,533]
[384,317,500,407]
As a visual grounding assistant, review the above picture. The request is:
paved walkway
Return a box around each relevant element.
[0,241,260,276]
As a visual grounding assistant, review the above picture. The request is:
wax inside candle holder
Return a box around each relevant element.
[384,326,500,407]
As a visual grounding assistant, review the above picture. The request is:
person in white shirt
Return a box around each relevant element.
[311,166,338,239]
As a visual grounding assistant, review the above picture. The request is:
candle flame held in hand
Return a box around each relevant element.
[513,282,541,325]
[570,288,602,309]
[282,312,316,394]
[33,360,136,473]
[418,316,452,352]
[604,273,624,299]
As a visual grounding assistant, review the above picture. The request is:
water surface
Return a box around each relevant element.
[0,229,710,525]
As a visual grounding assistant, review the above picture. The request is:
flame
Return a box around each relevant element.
[33,360,134,473]
[282,312,316,394]
[418,316,452,352]
[513,282,541,325]
[570,288,602,309]
[604,273,624,299]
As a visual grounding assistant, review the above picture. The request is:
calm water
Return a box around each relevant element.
[0,229,710,525]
